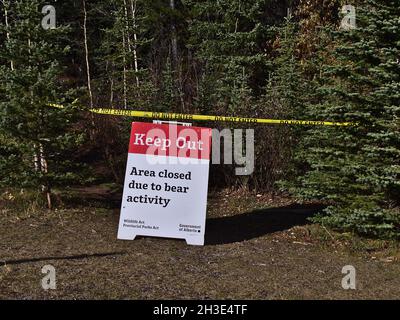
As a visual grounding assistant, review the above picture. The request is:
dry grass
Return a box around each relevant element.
[0,188,399,299]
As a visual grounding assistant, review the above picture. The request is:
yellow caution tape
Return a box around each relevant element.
[48,103,357,127]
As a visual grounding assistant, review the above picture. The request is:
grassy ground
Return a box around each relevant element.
[0,188,399,299]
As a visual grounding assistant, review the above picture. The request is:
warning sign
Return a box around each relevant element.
[117,122,212,245]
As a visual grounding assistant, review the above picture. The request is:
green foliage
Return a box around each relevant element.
[185,0,284,115]
[184,0,293,189]
[256,15,307,189]
[314,205,400,239]
[0,0,398,238]
[0,0,88,192]
[287,0,400,238]
[95,0,158,110]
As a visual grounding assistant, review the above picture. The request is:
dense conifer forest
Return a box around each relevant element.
[0,0,399,238]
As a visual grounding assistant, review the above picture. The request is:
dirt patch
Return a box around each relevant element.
[0,190,399,299]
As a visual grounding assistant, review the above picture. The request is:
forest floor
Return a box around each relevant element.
[0,187,399,299]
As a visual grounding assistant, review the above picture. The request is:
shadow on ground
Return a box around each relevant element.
[205,204,325,245]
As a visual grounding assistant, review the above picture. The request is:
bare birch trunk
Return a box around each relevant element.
[169,0,185,112]
[130,0,140,87]
[2,0,14,70]
[82,0,96,139]
[39,143,52,210]
[123,0,130,106]
[123,0,132,58]
[33,143,40,172]
[122,30,128,109]
[170,0,178,68]
[83,0,94,109]
[110,76,114,107]
[28,33,52,210]
[106,61,114,108]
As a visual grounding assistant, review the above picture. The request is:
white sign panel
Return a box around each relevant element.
[117,122,212,245]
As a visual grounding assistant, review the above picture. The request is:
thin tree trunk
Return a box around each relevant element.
[106,61,114,108]
[33,143,40,172]
[28,34,42,194]
[28,35,38,172]
[287,7,292,19]
[110,76,114,109]
[130,0,140,87]
[39,143,52,210]
[123,0,132,59]
[82,0,96,139]
[123,0,132,104]
[234,1,241,33]
[122,30,128,109]
[2,0,14,70]
[169,0,185,111]
[28,33,52,210]
[110,77,114,107]
[169,0,178,69]
[83,0,93,109]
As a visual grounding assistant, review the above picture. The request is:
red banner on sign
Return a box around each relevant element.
[128,122,212,160]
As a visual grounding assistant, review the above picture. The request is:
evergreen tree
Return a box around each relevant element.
[290,0,400,238]
[262,14,307,189]
[184,0,287,116]
[266,14,305,120]
[0,0,85,208]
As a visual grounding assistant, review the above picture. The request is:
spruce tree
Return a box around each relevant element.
[291,0,400,238]
[266,14,305,120]
[0,0,84,208]
[263,14,308,188]
[184,0,285,116]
